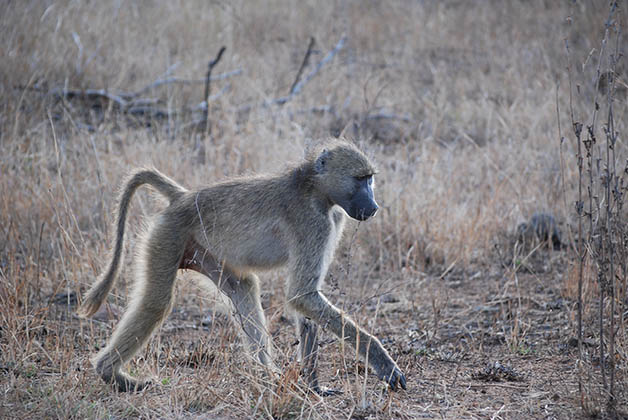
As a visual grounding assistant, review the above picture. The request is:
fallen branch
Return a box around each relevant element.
[21,36,347,127]
[133,68,242,96]
[365,111,412,122]
[127,84,232,119]
[48,87,132,108]
[190,84,232,112]
[21,66,241,106]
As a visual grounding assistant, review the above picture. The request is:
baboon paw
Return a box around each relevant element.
[377,365,407,391]
[115,376,152,393]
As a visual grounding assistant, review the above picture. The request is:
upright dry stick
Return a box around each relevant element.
[605,104,616,408]
[606,17,623,407]
[603,29,620,404]
[289,37,316,97]
[203,46,226,135]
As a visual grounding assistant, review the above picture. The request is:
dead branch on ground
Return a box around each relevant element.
[20,35,411,132]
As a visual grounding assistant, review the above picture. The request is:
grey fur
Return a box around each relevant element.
[79,139,406,393]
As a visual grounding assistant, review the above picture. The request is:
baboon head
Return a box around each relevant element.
[312,140,379,221]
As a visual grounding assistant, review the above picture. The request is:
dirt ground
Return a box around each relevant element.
[9,243,614,419]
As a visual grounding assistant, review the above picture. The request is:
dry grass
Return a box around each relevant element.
[1,1,627,418]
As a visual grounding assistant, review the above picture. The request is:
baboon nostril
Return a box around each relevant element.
[370,204,379,217]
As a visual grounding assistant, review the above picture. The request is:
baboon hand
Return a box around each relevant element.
[375,360,407,391]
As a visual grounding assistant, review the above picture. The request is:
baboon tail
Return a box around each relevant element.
[78,169,187,317]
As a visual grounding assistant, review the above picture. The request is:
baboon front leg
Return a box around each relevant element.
[290,290,406,390]
[94,225,185,392]
[297,317,320,391]
[296,317,341,395]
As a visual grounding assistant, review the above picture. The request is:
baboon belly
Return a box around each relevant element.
[240,233,289,269]
[201,224,289,270]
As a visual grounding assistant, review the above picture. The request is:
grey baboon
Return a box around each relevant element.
[79,139,406,393]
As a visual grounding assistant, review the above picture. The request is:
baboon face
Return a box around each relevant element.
[314,143,379,221]
[342,174,378,221]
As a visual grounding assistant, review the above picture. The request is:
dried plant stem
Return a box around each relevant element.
[565,33,585,407]
[604,22,620,405]
[605,106,615,408]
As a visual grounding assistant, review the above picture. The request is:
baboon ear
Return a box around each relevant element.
[314,149,329,173]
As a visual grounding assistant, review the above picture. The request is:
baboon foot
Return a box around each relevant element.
[375,362,407,391]
[113,374,152,393]
[100,368,152,392]
[300,370,341,396]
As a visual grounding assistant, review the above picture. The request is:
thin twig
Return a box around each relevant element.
[289,37,316,96]
[605,12,620,407]
[203,46,227,134]
[556,82,572,250]
[564,25,586,410]
[35,221,45,302]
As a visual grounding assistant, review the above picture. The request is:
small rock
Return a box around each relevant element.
[472,361,523,382]
[517,212,562,250]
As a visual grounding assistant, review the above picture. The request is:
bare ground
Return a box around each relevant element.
[2,244,619,419]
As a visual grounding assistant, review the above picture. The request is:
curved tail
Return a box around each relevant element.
[78,169,187,317]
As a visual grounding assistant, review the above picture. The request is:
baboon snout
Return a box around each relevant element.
[353,200,378,221]
[365,202,379,218]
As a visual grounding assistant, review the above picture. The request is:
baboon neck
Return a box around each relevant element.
[289,163,315,192]
[289,163,333,214]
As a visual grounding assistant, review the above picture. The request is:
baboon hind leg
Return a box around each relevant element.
[223,272,273,368]
[94,224,184,392]
[181,242,273,369]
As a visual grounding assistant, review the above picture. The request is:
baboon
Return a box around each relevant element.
[79,138,406,393]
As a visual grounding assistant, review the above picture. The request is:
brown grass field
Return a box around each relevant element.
[1,1,627,418]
